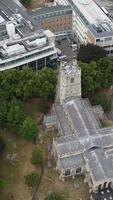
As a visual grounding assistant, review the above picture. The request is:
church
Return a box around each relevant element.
[44,60,113,200]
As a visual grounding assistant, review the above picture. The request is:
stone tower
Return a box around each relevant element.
[59,60,81,104]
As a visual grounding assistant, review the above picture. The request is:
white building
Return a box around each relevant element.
[0,0,57,71]
[55,0,113,55]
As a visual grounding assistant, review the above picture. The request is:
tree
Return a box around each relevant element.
[20,0,31,7]
[77,44,106,63]
[0,137,5,155]
[0,101,8,127]
[0,178,6,190]
[20,117,37,140]
[19,67,37,100]
[24,173,39,188]
[7,99,25,132]
[94,93,112,112]
[45,192,64,200]
[97,57,113,88]
[37,68,57,100]
[79,61,100,96]
[31,146,43,166]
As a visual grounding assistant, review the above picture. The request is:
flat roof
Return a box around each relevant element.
[29,5,72,17]
[69,0,111,25]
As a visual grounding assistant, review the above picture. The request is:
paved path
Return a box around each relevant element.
[32,162,44,200]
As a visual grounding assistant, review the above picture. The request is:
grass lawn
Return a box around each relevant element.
[0,129,37,200]
[100,119,113,127]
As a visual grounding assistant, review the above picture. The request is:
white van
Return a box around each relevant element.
[58,55,68,61]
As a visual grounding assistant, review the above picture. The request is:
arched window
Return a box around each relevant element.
[65,169,70,176]
[76,167,81,173]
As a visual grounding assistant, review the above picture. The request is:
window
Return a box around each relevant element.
[71,78,74,83]
[76,167,81,173]
[90,177,93,185]
[65,169,70,176]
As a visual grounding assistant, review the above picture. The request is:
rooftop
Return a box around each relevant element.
[69,0,111,25]
[54,96,113,182]
[29,5,72,17]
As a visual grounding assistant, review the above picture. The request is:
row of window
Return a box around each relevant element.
[0,47,55,68]
[68,0,89,25]
[65,167,81,176]
[32,10,72,21]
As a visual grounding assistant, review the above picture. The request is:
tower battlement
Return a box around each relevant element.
[59,61,81,104]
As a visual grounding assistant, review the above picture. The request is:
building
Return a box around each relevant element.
[0,0,57,71]
[55,0,113,55]
[29,5,72,39]
[44,61,113,200]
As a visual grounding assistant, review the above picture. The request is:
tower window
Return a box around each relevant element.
[76,167,81,173]
[71,78,74,83]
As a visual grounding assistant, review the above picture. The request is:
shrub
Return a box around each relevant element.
[0,177,6,190]
[94,93,112,112]
[24,173,39,188]
[45,192,64,200]
[31,146,43,166]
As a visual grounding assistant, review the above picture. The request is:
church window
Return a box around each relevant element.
[76,167,81,173]
[65,169,70,176]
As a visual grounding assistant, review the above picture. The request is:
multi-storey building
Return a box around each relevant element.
[29,5,72,39]
[55,0,113,55]
[0,0,57,71]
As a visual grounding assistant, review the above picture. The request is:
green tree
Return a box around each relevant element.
[45,192,63,200]
[19,67,37,100]
[31,146,43,166]
[0,69,20,100]
[77,44,106,63]
[79,61,100,96]
[0,101,8,127]
[7,99,25,132]
[20,117,37,140]
[97,57,113,88]
[94,93,112,112]
[37,68,57,100]
[0,177,6,190]
[24,173,39,188]
[20,0,31,7]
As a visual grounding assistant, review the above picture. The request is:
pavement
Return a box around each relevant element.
[56,38,77,62]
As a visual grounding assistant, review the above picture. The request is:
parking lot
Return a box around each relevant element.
[56,38,78,62]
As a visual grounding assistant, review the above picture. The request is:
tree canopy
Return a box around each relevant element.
[24,173,39,188]
[97,57,113,88]
[79,61,101,96]
[31,146,43,166]
[77,44,106,63]
[37,68,57,100]
[94,93,112,112]
[20,117,37,140]
[79,57,113,96]
[20,0,31,7]
[7,99,26,133]
[0,67,56,101]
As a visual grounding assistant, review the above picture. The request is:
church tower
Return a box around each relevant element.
[59,60,81,104]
